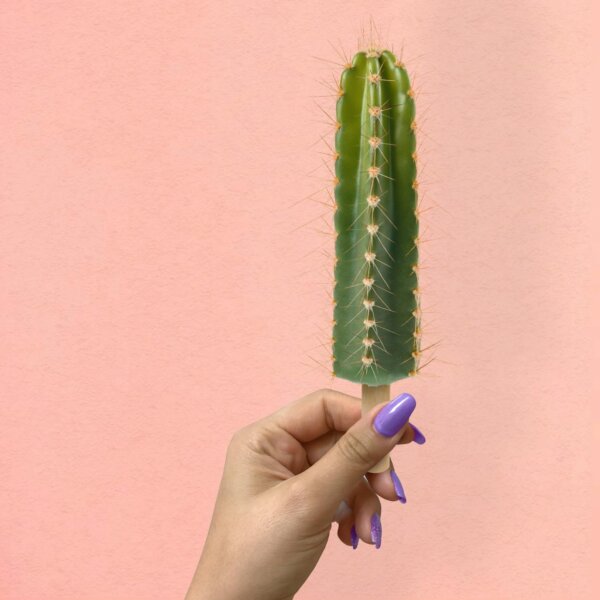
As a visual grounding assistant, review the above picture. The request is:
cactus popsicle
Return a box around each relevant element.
[332,48,420,472]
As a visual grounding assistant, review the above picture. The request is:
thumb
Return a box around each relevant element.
[299,393,416,508]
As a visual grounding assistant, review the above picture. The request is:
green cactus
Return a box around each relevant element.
[332,48,420,386]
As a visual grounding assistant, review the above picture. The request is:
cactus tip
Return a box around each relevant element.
[366,48,381,58]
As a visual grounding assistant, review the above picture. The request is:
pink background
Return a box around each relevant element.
[1,1,597,599]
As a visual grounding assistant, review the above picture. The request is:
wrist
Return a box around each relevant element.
[187,582,294,600]
[186,564,295,600]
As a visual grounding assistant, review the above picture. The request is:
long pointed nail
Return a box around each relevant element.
[411,423,426,444]
[390,470,407,503]
[370,513,382,549]
[350,525,359,549]
[373,393,416,437]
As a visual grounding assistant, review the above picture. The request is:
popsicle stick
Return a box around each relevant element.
[362,383,391,473]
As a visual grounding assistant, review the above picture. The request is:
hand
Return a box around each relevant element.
[185,388,425,600]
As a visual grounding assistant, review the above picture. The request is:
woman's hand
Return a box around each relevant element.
[185,388,425,600]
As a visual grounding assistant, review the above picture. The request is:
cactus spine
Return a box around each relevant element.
[333,49,420,386]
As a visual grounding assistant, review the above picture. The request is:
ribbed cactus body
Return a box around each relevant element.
[333,50,419,385]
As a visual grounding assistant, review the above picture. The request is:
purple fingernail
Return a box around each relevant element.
[411,423,426,445]
[390,470,407,503]
[350,525,359,550]
[373,393,416,437]
[370,513,382,549]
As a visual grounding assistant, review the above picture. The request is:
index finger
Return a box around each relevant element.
[271,388,362,443]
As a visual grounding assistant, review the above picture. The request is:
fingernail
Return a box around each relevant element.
[411,423,426,445]
[370,513,382,549]
[390,470,407,503]
[373,393,416,437]
[350,525,359,550]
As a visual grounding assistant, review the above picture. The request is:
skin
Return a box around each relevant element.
[185,388,419,600]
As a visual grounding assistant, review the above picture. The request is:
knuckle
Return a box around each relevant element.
[226,434,241,460]
[284,479,315,515]
[228,426,246,447]
[228,423,266,458]
[286,479,310,504]
[314,387,334,401]
[336,430,376,467]
[228,425,252,452]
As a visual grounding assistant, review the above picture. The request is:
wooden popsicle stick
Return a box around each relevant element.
[362,384,391,473]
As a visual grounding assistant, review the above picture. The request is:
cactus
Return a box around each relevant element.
[332,48,420,387]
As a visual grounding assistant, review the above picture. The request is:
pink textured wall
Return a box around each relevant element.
[1,1,597,598]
